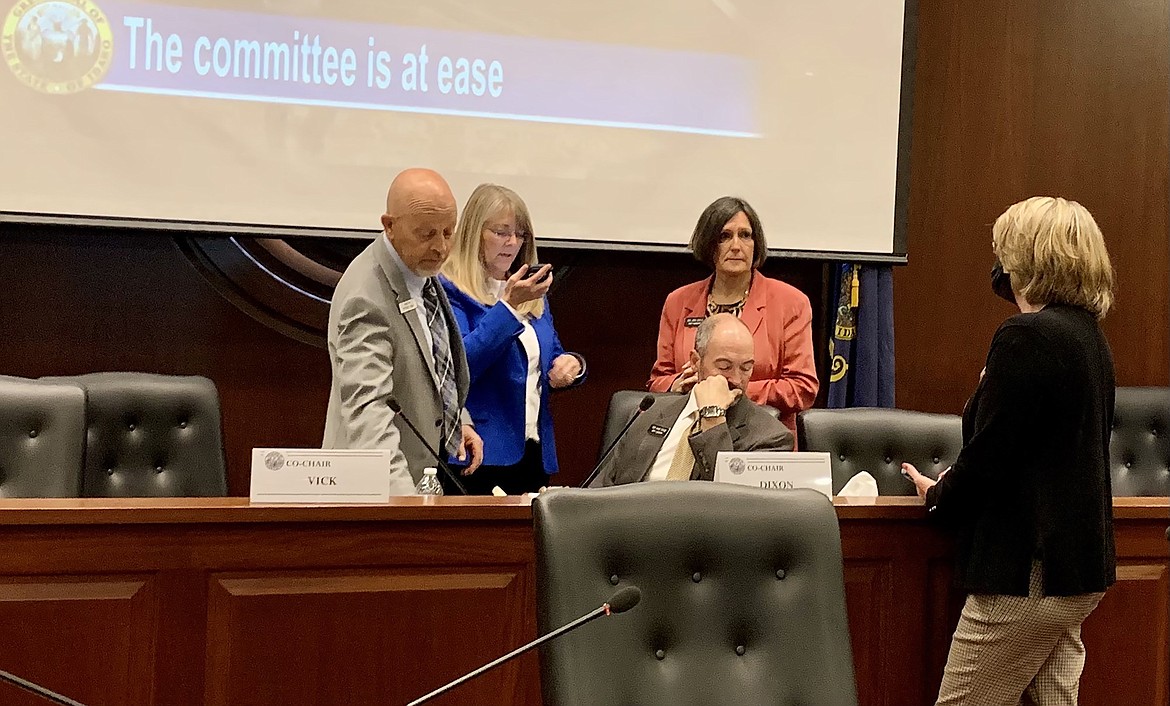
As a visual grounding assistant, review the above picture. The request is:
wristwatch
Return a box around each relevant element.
[697,405,727,419]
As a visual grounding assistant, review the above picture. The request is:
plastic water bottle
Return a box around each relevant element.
[415,467,443,496]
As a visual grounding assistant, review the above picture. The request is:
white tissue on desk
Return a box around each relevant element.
[838,471,879,497]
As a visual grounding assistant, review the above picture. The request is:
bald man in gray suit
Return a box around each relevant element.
[323,168,483,494]
[590,314,793,487]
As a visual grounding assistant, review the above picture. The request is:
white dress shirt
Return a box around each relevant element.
[646,391,700,481]
[490,280,542,441]
[383,235,433,354]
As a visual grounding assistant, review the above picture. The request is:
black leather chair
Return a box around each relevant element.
[1110,387,1169,496]
[598,390,781,464]
[534,484,857,706]
[45,373,228,497]
[797,408,963,496]
[0,376,85,497]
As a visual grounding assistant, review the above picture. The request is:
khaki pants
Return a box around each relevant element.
[936,563,1105,706]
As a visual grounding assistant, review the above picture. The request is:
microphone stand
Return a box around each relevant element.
[0,668,88,706]
[387,399,469,495]
[406,605,610,706]
[581,399,654,487]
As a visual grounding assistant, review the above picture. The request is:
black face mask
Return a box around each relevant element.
[990,261,1015,304]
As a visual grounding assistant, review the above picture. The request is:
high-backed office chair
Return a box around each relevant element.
[598,390,781,464]
[0,376,86,497]
[46,373,228,497]
[534,484,857,706]
[797,408,963,496]
[1110,387,1169,496]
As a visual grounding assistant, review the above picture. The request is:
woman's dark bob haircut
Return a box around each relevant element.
[688,196,767,270]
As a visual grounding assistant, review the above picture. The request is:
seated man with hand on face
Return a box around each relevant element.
[590,313,793,487]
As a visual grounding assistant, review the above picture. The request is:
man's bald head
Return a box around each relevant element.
[691,313,755,391]
[381,168,458,277]
[384,168,456,216]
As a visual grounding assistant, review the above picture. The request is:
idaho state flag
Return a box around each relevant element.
[827,264,895,408]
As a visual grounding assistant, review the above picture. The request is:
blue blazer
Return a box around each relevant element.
[441,277,579,473]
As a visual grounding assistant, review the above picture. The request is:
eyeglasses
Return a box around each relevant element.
[484,225,531,243]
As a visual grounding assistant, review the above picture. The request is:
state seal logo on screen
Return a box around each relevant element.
[2,0,113,94]
[264,451,286,471]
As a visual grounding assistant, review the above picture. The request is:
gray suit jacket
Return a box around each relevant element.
[590,394,795,487]
[322,239,470,495]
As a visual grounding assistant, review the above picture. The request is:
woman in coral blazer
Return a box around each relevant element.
[648,197,818,436]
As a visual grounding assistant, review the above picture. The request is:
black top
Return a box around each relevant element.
[925,304,1117,597]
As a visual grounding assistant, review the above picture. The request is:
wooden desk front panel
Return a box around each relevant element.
[1080,520,1170,706]
[0,498,1160,706]
[839,517,960,706]
[0,509,540,706]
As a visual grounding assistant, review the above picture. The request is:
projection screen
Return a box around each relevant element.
[0,0,916,259]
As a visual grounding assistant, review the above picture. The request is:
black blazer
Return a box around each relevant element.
[925,305,1116,597]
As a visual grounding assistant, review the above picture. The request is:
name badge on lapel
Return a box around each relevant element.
[398,300,418,314]
[648,425,670,437]
[684,317,704,328]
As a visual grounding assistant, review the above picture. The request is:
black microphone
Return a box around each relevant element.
[406,586,642,706]
[386,397,469,495]
[581,395,656,487]
[0,668,88,706]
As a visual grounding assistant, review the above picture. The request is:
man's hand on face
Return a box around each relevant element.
[692,374,741,413]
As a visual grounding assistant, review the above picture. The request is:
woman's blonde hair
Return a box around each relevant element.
[991,196,1114,319]
[443,183,544,318]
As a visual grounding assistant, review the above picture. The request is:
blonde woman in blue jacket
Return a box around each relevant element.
[440,184,585,494]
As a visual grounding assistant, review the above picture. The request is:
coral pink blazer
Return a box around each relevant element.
[648,275,819,436]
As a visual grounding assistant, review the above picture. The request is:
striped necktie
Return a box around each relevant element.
[422,279,460,455]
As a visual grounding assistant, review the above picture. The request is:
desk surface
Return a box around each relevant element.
[0,494,1161,524]
[0,496,1161,706]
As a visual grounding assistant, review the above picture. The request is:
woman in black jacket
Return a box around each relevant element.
[903,196,1116,706]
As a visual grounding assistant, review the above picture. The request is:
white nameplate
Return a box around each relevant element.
[250,449,392,504]
[714,451,833,498]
